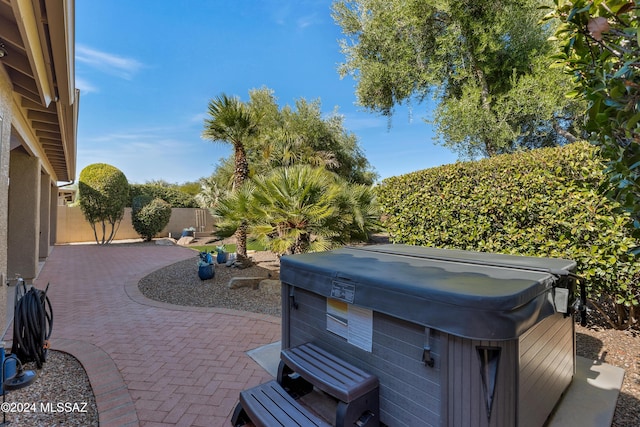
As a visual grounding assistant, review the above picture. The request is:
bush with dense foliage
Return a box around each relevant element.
[214,165,380,255]
[129,184,197,208]
[78,163,129,245]
[376,142,638,329]
[546,0,640,247]
[131,195,172,241]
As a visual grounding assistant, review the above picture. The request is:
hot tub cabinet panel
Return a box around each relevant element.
[518,313,575,427]
[440,313,574,427]
[280,245,578,427]
[442,335,519,426]
[284,286,444,425]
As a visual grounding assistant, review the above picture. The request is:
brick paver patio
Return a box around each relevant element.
[9,244,281,427]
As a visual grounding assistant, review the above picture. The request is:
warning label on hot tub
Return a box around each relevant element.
[327,298,373,352]
[330,281,356,303]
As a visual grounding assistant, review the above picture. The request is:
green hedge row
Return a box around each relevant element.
[129,184,197,208]
[376,142,638,328]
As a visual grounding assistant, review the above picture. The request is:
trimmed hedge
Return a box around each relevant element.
[131,196,172,241]
[376,142,639,329]
[129,184,198,208]
[78,163,129,244]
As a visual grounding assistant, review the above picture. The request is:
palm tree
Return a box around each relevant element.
[256,128,340,172]
[203,94,258,258]
[215,165,380,256]
[194,176,226,210]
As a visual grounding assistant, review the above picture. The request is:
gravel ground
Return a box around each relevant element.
[8,244,638,426]
[138,251,282,316]
[3,350,98,427]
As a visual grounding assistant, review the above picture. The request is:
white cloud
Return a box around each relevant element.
[342,114,388,131]
[297,13,319,29]
[76,44,143,80]
[77,128,226,183]
[268,1,322,29]
[84,127,180,145]
[189,112,208,124]
[74,76,99,94]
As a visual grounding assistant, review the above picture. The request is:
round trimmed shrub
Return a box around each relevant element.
[78,163,129,244]
[131,196,172,241]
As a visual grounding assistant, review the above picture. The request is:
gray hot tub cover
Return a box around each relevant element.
[280,245,577,341]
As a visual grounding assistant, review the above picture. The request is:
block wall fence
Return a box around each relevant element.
[56,206,215,243]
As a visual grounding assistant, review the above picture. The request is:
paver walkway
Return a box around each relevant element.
[13,244,281,427]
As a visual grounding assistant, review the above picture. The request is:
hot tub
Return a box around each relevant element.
[279,245,580,427]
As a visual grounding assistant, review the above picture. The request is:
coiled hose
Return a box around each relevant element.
[11,280,53,369]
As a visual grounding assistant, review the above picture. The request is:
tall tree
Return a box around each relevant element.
[332,0,584,158]
[201,88,377,200]
[246,87,377,184]
[202,94,259,258]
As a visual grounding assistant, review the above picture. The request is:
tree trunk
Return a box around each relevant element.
[616,303,628,328]
[235,221,248,258]
[553,121,578,143]
[292,233,310,254]
[90,223,99,245]
[460,20,497,156]
[101,221,107,245]
[233,144,249,190]
[233,143,249,257]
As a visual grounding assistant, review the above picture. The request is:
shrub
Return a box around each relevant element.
[376,142,639,329]
[131,196,172,241]
[78,163,129,244]
[547,0,640,247]
[215,165,380,255]
[129,184,198,208]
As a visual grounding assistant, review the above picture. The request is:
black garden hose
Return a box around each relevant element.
[11,282,53,369]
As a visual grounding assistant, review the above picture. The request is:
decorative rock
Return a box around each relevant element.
[155,238,177,246]
[233,261,245,269]
[228,276,269,289]
[177,236,195,246]
[233,254,253,269]
[226,258,253,269]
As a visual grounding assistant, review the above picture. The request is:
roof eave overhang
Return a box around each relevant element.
[3,0,78,182]
[11,0,55,107]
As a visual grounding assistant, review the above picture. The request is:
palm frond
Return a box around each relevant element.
[216,164,379,254]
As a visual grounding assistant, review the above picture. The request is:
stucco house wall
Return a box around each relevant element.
[0,0,78,335]
[0,65,12,334]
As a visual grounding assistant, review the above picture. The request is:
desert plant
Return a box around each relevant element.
[131,196,172,241]
[203,94,260,259]
[78,163,129,245]
[215,165,379,255]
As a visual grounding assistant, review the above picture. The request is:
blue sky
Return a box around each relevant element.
[75,0,458,184]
